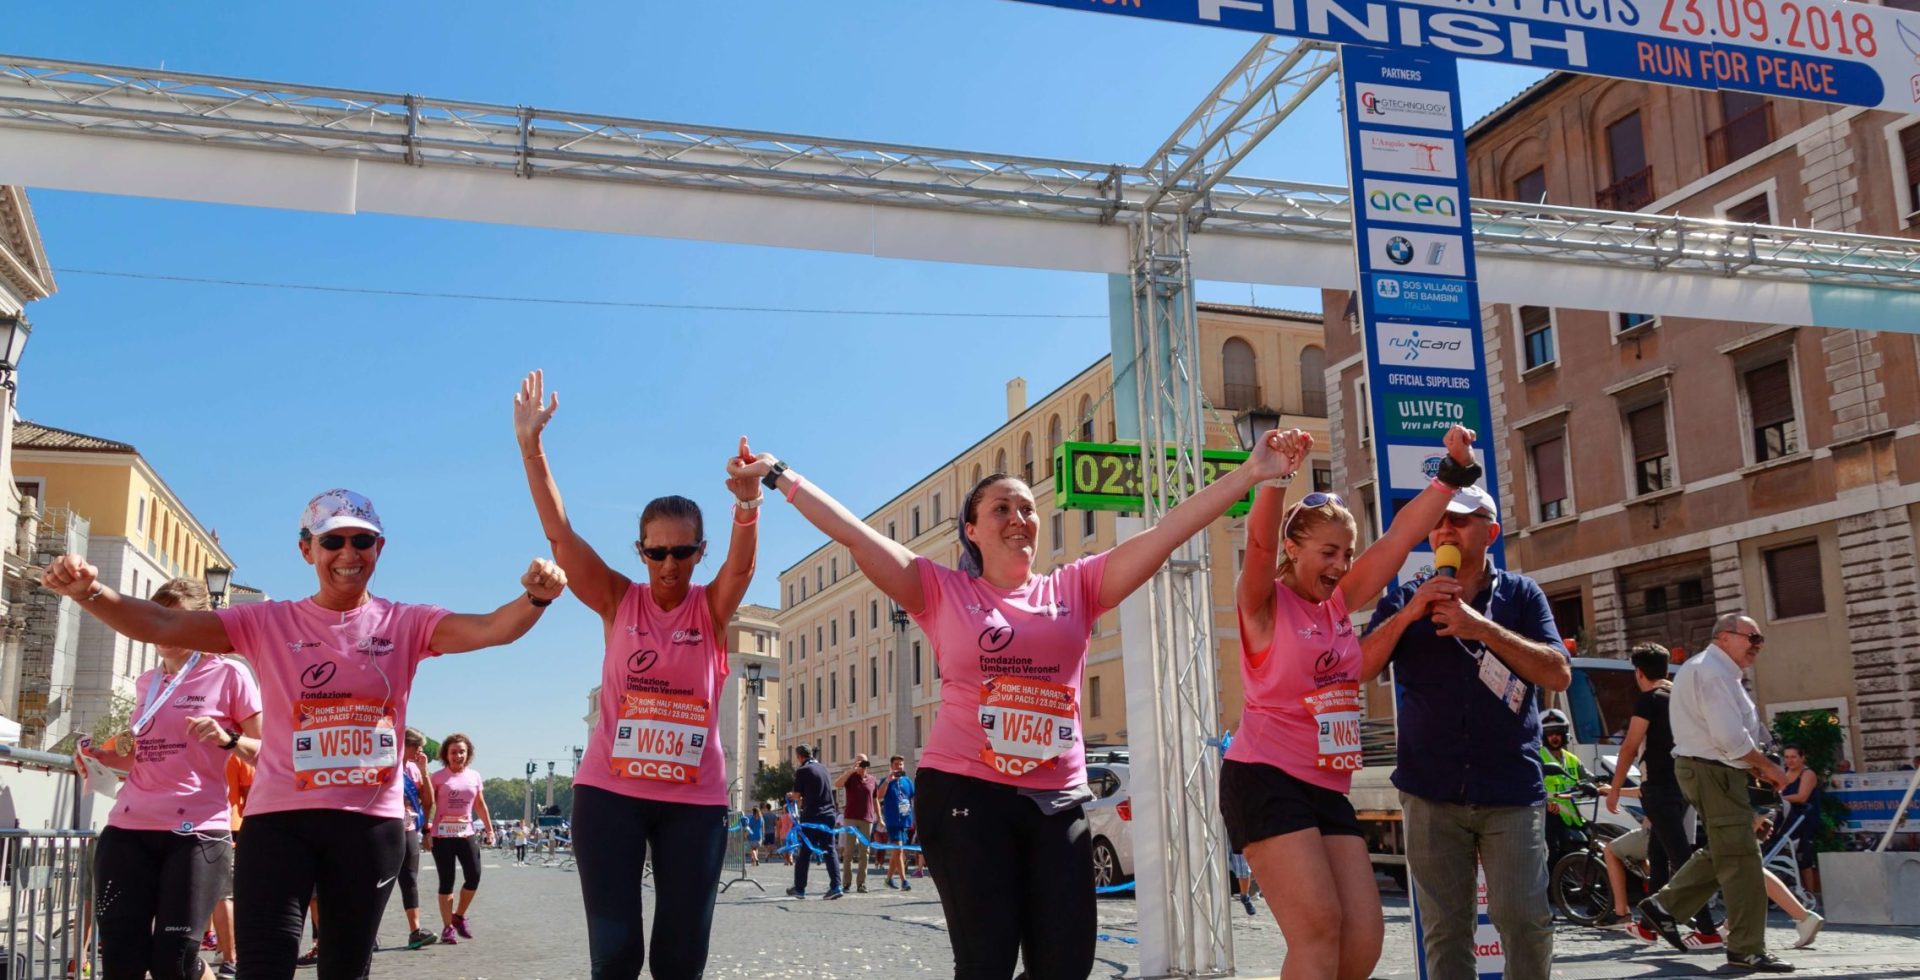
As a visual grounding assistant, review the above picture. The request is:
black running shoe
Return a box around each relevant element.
[1725,950,1794,972]
[1635,897,1687,952]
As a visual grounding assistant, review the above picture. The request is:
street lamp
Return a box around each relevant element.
[891,603,912,761]
[0,314,31,391]
[746,662,764,697]
[1233,406,1284,453]
[204,565,233,608]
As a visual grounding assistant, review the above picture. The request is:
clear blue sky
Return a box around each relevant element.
[9,2,1545,770]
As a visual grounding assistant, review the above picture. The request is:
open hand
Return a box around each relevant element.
[522,558,568,602]
[40,554,99,601]
[514,370,559,450]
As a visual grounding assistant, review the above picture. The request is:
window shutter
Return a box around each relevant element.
[1765,541,1825,619]
[1745,361,1795,428]
[1628,403,1668,458]
[1533,437,1567,504]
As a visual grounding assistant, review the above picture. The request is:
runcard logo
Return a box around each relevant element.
[1376,322,1477,372]
[1366,228,1465,277]
[1363,178,1463,228]
[1359,132,1457,179]
[1352,82,1453,131]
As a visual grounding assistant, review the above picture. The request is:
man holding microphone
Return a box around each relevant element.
[1635,614,1794,973]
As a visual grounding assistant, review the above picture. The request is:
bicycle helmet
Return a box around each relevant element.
[1541,708,1572,737]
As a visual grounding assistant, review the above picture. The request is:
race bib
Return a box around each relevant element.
[291,698,398,791]
[435,816,472,837]
[977,676,1077,778]
[1301,683,1364,773]
[608,691,709,784]
[1477,651,1527,714]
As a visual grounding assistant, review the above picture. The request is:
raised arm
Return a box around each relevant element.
[706,438,762,629]
[1338,425,1478,608]
[41,555,232,653]
[1235,430,1312,657]
[429,559,568,654]
[1100,428,1305,611]
[730,450,925,615]
[515,369,630,621]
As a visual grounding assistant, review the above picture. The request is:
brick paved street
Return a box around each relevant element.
[352,851,1920,979]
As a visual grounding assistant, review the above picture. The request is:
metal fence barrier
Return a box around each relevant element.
[0,830,97,980]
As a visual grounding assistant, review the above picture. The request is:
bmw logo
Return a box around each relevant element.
[1385,236,1415,266]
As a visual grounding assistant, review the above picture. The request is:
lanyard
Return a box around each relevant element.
[130,652,202,736]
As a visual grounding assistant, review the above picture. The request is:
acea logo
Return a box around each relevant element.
[1363,178,1462,228]
[1377,322,1476,372]
[1351,82,1453,131]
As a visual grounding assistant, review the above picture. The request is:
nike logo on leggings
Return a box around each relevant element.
[376,875,398,889]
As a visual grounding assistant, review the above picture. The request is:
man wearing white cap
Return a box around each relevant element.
[1360,481,1573,980]
[43,488,568,980]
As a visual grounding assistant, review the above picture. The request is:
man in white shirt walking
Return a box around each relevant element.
[1636,613,1794,973]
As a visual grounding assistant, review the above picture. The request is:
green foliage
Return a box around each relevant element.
[423,737,441,761]
[751,761,794,806]
[1770,708,1848,853]
[50,693,139,756]
[482,774,572,822]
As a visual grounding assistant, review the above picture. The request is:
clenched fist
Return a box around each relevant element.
[522,558,568,602]
[41,554,101,601]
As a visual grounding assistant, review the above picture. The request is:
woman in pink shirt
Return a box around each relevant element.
[513,371,758,980]
[1223,424,1476,980]
[78,577,262,980]
[730,428,1304,979]
[42,488,568,980]
[428,733,492,946]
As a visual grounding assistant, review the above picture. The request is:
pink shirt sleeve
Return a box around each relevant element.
[406,603,453,665]
[226,659,263,726]
[214,603,261,657]
[1070,551,1114,620]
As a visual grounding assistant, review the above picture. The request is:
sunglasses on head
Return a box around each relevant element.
[1282,492,1345,539]
[640,543,704,561]
[313,532,380,551]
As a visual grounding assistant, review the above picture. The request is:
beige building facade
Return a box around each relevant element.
[777,304,1333,771]
[718,603,782,808]
[1324,74,1920,769]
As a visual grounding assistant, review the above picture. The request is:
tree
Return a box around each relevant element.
[751,761,794,807]
[1770,708,1849,853]
[483,775,573,822]
[50,693,138,756]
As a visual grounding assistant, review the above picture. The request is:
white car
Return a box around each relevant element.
[1084,748,1134,890]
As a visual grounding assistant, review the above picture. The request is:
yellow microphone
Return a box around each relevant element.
[1433,544,1463,579]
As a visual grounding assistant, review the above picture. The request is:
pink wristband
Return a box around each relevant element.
[783,473,805,504]
[1429,477,1455,494]
[734,510,759,527]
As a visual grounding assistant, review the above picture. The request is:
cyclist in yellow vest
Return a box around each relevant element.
[1539,708,1587,875]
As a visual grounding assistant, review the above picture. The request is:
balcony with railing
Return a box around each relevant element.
[1706,102,1775,171]
[1597,167,1655,211]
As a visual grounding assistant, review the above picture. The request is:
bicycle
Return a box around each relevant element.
[1760,809,1820,915]
[1547,772,1637,925]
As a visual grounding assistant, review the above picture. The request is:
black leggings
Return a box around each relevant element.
[1643,792,1719,933]
[914,767,1095,980]
[432,836,482,895]
[571,784,727,980]
[233,809,405,980]
[398,829,422,911]
[94,826,231,980]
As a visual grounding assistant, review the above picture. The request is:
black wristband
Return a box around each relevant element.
[1435,455,1483,489]
[221,731,240,751]
[527,593,553,608]
[761,460,789,491]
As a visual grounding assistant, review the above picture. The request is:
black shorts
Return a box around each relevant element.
[1220,758,1362,849]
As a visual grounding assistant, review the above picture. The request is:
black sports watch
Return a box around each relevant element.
[221,730,241,751]
[761,460,789,491]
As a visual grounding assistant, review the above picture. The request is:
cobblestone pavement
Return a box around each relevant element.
[350,852,1920,979]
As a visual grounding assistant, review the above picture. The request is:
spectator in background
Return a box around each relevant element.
[1776,745,1822,899]
[838,754,878,893]
[787,744,842,900]
[875,756,915,891]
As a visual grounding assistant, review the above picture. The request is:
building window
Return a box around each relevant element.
[913,642,923,685]
[816,677,823,716]
[1300,346,1327,417]
[887,520,896,541]
[800,635,807,660]
[1723,192,1772,224]
[1899,122,1920,222]
[1677,578,1705,607]
[933,491,943,524]
[1358,483,1380,544]
[1743,359,1800,462]
[912,506,922,537]
[1643,586,1669,614]
[1045,417,1062,479]
[1355,377,1372,444]
[1617,311,1657,334]
[1090,675,1102,718]
[995,448,1008,474]
[1078,395,1095,440]
[870,657,878,698]
[848,610,856,639]
[1519,306,1555,371]
[830,672,838,709]
[870,724,879,754]
[830,557,838,582]
[1765,541,1825,619]
[799,580,806,600]
[760,714,769,747]
[817,567,823,589]
[848,665,856,704]
[1051,513,1063,552]
[1708,91,1772,170]
[830,620,837,646]
[1513,165,1547,204]
[136,496,146,533]
[788,688,795,721]
[1548,592,1584,642]
[1599,111,1652,210]
[1021,434,1035,484]
[1627,402,1673,494]
[1530,434,1570,522]
[816,626,823,651]
[830,735,838,760]
[914,715,923,748]
[786,640,793,663]
[1312,464,1333,493]
[871,599,879,630]
[1222,337,1259,410]
[1082,510,1095,539]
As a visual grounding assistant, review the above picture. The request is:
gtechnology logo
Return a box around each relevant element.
[1363,178,1463,228]
[1359,131,1457,179]
[1365,228,1465,277]
[1352,82,1453,131]
[1377,322,1476,371]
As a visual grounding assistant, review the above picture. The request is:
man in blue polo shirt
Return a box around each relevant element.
[1361,485,1571,980]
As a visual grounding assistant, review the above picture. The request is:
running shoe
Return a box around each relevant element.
[1725,950,1794,972]
[440,925,459,946]
[1635,897,1688,952]
[1792,912,1824,949]
[824,888,845,900]
[857,884,868,893]
[1239,894,1256,916]
[785,887,807,899]
[201,931,219,951]
[452,913,473,940]
[407,928,439,950]
[885,877,898,889]
[901,879,911,891]
[1627,921,1659,944]
[1683,931,1726,953]
[296,947,320,966]
[216,963,237,979]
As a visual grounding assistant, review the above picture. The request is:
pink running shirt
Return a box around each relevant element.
[575,583,730,806]
[215,597,449,819]
[430,767,485,838]
[1225,582,1364,792]
[911,554,1111,790]
[109,656,263,833]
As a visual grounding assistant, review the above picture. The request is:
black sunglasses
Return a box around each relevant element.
[315,533,380,551]
[1724,630,1765,645]
[640,543,704,561]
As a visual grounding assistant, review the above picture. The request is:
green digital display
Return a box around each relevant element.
[1052,441,1253,517]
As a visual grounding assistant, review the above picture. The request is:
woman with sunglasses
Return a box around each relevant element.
[76,577,261,980]
[727,428,1305,980]
[1222,424,1477,980]
[42,489,568,980]
[513,370,757,980]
